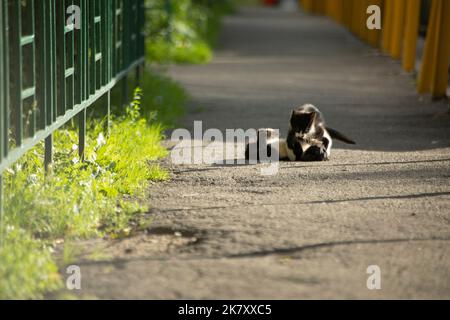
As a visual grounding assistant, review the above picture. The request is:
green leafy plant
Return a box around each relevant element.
[146,0,234,64]
[0,72,187,299]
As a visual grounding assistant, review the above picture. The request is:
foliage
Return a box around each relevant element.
[145,0,234,64]
[0,72,188,299]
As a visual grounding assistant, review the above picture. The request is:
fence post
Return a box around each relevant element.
[0,174,3,246]
[0,0,8,164]
[417,0,442,95]
[9,1,23,147]
[402,0,421,72]
[367,0,382,47]
[44,135,53,172]
[107,90,111,136]
[79,109,86,161]
[0,0,145,188]
[390,0,406,59]
[381,0,394,53]
[431,0,450,98]
[0,0,6,245]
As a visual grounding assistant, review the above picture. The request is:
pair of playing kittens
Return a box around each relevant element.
[245,104,355,162]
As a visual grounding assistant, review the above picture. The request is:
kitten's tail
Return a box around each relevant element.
[326,127,356,145]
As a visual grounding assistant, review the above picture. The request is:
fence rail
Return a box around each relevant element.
[0,0,145,175]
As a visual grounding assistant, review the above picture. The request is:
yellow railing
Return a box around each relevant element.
[299,0,450,98]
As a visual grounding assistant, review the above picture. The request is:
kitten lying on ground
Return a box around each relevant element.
[245,104,355,162]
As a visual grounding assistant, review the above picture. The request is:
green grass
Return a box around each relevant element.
[146,0,234,64]
[0,71,187,299]
[147,40,213,65]
[139,70,187,126]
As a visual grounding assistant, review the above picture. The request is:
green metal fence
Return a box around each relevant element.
[0,0,145,237]
[0,0,145,171]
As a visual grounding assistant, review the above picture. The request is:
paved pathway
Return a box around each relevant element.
[74,6,450,299]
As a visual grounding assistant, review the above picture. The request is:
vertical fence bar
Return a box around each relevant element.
[101,0,108,87]
[78,109,86,161]
[75,0,86,161]
[24,0,37,139]
[122,0,128,105]
[36,0,47,132]
[56,0,66,116]
[44,134,52,171]
[74,0,82,105]
[123,0,129,70]
[0,2,3,168]
[89,0,96,95]
[44,0,56,172]
[136,0,144,86]
[107,0,112,81]
[1,0,146,179]
[122,0,129,106]
[0,0,7,246]
[0,174,3,245]
[49,0,57,124]
[107,90,111,136]
[66,0,75,111]
[94,0,101,90]
[82,0,88,101]
[1,0,9,162]
[9,0,23,147]
[111,0,117,76]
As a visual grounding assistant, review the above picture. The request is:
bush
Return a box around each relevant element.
[146,0,234,64]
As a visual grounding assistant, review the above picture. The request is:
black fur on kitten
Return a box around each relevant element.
[245,104,356,162]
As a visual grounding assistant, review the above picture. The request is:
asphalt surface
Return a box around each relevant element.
[72,6,450,299]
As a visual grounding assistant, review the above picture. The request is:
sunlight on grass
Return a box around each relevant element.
[146,0,233,64]
[0,72,187,299]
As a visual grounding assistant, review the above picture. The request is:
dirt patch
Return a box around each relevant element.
[68,228,200,262]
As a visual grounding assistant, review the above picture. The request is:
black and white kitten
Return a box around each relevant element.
[245,104,355,162]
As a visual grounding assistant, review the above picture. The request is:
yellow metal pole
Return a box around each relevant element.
[335,0,344,24]
[402,0,421,72]
[313,0,325,14]
[418,0,440,93]
[360,0,370,41]
[382,0,394,52]
[325,0,333,18]
[327,0,339,21]
[431,0,450,97]
[390,0,406,59]
[367,0,382,47]
[352,0,361,35]
[301,0,314,13]
[357,0,365,38]
[343,0,352,29]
